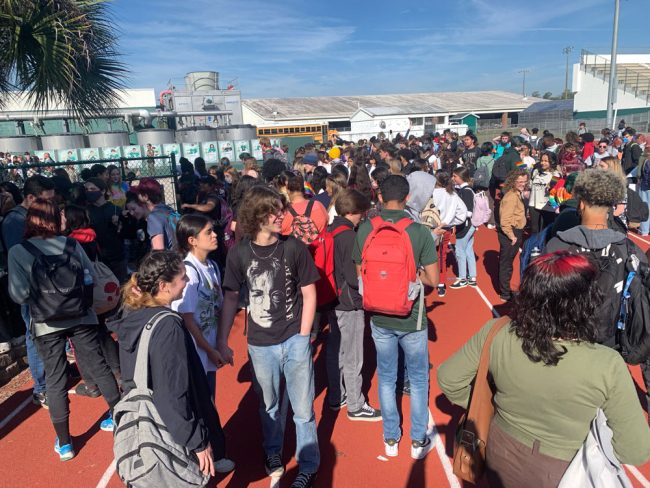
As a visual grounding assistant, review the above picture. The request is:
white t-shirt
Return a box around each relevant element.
[171,252,224,373]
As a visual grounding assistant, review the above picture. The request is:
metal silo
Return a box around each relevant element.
[0,135,41,153]
[215,124,257,141]
[136,128,175,146]
[176,127,219,144]
[185,71,219,91]
[87,131,130,148]
[40,134,86,150]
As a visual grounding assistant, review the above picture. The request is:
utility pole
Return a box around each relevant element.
[606,0,620,129]
[563,46,573,99]
[518,69,530,98]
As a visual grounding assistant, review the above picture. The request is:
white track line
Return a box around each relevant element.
[0,396,32,432]
[96,459,116,488]
[473,285,501,318]
[629,233,650,246]
[626,465,650,488]
[429,414,461,488]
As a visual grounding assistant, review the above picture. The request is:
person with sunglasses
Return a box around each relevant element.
[586,139,613,167]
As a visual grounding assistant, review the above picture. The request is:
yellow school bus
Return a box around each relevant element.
[256,124,327,143]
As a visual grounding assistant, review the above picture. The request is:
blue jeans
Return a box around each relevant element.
[371,323,429,442]
[22,305,46,394]
[455,226,477,279]
[248,333,319,473]
[639,187,650,235]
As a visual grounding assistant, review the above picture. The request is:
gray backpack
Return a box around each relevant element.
[113,311,210,488]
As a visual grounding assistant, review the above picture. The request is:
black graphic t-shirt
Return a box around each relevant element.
[223,236,320,346]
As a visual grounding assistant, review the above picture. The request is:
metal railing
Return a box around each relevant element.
[581,49,650,102]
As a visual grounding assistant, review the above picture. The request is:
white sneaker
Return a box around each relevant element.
[214,457,235,473]
[0,342,11,354]
[487,224,496,230]
[411,435,435,460]
[384,438,399,457]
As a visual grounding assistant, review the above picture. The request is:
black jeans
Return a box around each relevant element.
[498,228,524,295]
[76,322,120,390]
[641,360,650,417]
[35,325,120,426]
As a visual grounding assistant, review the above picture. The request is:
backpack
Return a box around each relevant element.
[288,200,320,245]
[616,249,650,365]
[21,237,91,322]
[153,206,181,249]
[113,311,210,488]
[519,226,551,280]
[471,190,491,227]
[359,217,425,329]
[641,159,650,188]
[473,165,491,189]
[420,197,442,230]
[491,156,509,182]
[91,261,120,315]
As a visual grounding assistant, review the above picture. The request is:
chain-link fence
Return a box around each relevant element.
[0,154,180,210]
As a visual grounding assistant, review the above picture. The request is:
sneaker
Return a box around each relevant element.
[449,279,468,289]
[467,278,477,288]
[437,285,446,297]
[487,224,496,230]
[32,392,48,410]
[265,453,284,477]
[328,396,347,411]
[411,436,435,460]
[347,403,382,422]
[499,292,513,302]
[75,383,101,398]
[0,342,11,354]
[100,413,114,432]
[384,438,399,457]
[54,437,75,461]
[10,335,25,347]
[214,457,235,473]
[401,383,411,396]
[290,472,316,488]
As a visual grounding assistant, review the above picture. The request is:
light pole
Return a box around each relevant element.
[518,69,530,98]
[606,0,621,129]
[563,46,573,99]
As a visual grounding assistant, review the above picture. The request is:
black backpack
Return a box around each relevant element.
[491,156,509,182]
[616,249,650,365]
[22,238,92,322]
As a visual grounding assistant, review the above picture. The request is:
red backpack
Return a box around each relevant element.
[288,200,337,307]
[360,216,418,316]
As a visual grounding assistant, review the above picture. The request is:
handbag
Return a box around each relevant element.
[452,316,510,483]
[91,260,120,315]
[558,409,633,488]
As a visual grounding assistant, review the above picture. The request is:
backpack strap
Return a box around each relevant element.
[331,226,352,238]
[304,199,315,218]
[393,217,415,232]
[183,260,204,287]
[133,311,178,389]
[287,205,299,218]
[20,239,43,259]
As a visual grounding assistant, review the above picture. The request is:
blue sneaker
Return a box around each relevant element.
[100,413,114,432]
[54,437,75,461]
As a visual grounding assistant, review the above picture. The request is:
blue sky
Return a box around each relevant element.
[113,0,648,100]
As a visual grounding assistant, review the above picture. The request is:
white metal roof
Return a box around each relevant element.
[242,91,539,121]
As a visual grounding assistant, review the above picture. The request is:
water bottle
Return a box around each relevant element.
[531,247,541,259]
[83,269,94,307]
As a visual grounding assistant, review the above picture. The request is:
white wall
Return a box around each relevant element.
[573,63,650,113]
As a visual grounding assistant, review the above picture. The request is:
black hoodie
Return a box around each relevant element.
[109,306,220,453]
[330,216,363,311]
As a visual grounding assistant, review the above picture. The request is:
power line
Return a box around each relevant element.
[518,69,530,97]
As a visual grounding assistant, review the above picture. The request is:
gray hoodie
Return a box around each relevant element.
[544,226,630,254]
[406,171,437,223]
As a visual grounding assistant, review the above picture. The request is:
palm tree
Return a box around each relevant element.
[0,0,128,122]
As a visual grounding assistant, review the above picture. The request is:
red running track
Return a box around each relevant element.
[1,227,650,487]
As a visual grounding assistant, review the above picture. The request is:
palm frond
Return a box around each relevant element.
[0,0,129,121]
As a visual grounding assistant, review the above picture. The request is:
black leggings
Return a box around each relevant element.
[35,325,120,443]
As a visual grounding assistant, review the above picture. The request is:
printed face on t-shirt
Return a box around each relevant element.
[247,257,283,328]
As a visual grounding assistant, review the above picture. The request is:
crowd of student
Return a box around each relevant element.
[1,123,650,487]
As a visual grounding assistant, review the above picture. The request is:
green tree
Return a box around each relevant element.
[0,0,128,121]
[531,91,541,98]
[542,92,553,99]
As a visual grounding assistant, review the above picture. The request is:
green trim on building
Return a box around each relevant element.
[575,107,650,119]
